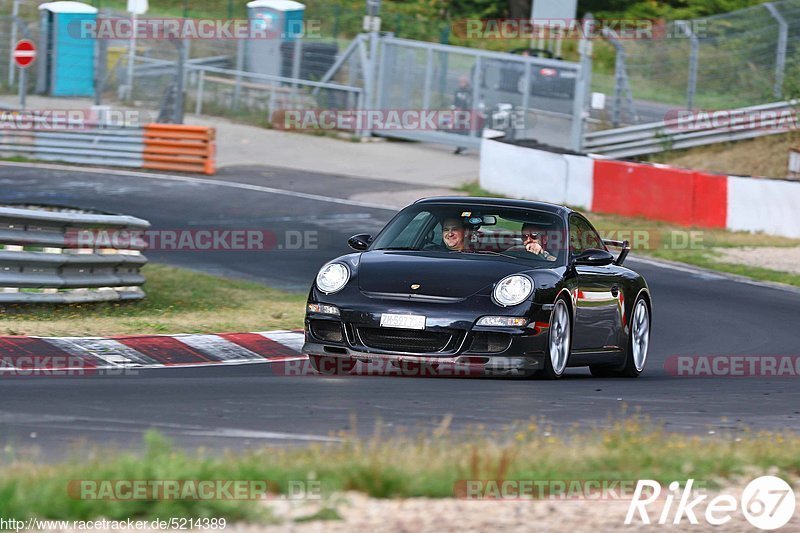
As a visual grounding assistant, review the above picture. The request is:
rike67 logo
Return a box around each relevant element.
[626,476,796,530]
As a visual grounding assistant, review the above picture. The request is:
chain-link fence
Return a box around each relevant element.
[377,36,586,150]
[598,0,800,126]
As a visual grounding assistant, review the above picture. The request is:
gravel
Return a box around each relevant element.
[714,247,800,275]
[256,486,798,532]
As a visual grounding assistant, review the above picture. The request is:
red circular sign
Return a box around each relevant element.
[13,39,36,68]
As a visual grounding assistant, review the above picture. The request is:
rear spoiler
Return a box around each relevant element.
[602,239,630,266]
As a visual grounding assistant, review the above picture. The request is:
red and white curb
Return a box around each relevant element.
[0,330,306,374]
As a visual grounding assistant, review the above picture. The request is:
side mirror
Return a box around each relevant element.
[347,233,372,251]
[573,248,614,267]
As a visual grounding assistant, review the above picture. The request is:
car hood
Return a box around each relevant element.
[358,251,529,299]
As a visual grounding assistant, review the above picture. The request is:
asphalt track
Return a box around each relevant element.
[0,161,798,459]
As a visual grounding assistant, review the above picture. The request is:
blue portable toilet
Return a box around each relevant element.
[36,1,97,97]
[245,0,305,77]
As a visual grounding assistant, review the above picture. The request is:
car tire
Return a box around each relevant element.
[590,296,651,378]
[540,298,572,379]
[309,355,355,375]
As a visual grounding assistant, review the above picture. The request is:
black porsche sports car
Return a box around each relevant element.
[302,197,652,379]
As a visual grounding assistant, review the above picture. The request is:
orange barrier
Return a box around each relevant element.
[142,124,216,175]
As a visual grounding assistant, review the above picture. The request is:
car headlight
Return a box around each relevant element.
[476,316,527,327]
[316,262,350,294]
[492,275,533,307]
[307,303,340,316]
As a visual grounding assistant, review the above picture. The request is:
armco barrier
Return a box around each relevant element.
[1,127,144,168]
[143,124,216,175]
[582,101,798,159]
[479,135,800,238]
[0,117,216,174]
[0,205,150,303]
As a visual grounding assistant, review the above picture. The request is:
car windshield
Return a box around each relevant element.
[370,203,567,267]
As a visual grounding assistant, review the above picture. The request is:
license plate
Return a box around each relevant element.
[380,313,426,330]
[560,72,577,78]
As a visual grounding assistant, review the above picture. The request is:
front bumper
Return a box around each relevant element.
[302,303,553,376]
[303,340,544,376]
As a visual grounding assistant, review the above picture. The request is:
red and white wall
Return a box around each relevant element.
[480,136,800,238]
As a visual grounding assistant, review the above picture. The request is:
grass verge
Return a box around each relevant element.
[0,264,306,336]
[457,182,800,287]
[648,131,800,179]
[1,418,798,522]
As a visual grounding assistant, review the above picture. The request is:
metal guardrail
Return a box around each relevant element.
[0,116,216,173]
[0,205,150,303]
[132,55,232,77]
[584,100,797,158]
[0,127,144,168]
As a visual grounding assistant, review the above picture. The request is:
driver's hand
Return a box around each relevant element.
[525,242,543,254]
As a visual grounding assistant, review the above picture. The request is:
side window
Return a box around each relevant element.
[569,215,605,255]
[392,211,433,248]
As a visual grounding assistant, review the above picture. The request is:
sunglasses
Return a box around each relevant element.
[521,232,540,240]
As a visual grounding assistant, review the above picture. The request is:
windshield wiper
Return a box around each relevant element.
[373,246,418,251]
[466,249,517,260]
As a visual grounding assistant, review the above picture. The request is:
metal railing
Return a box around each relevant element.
[0,205,150,303]
[0,125,145,167]
[0,116,216,172]
[186,61,364,118]
[583,100,797,158]
[121,55,364,129]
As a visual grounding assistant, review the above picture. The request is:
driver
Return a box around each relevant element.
[521,223,556,261]
[442,217,466,251]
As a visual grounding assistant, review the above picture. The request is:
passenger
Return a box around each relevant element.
[521,223,556,261]
[442,217,466,251]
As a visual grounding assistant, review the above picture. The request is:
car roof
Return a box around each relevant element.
[414,196,573,216]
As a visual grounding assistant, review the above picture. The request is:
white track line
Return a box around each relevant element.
[628,255,800,295]
[0,413,339,443]
[0,160,396,211]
